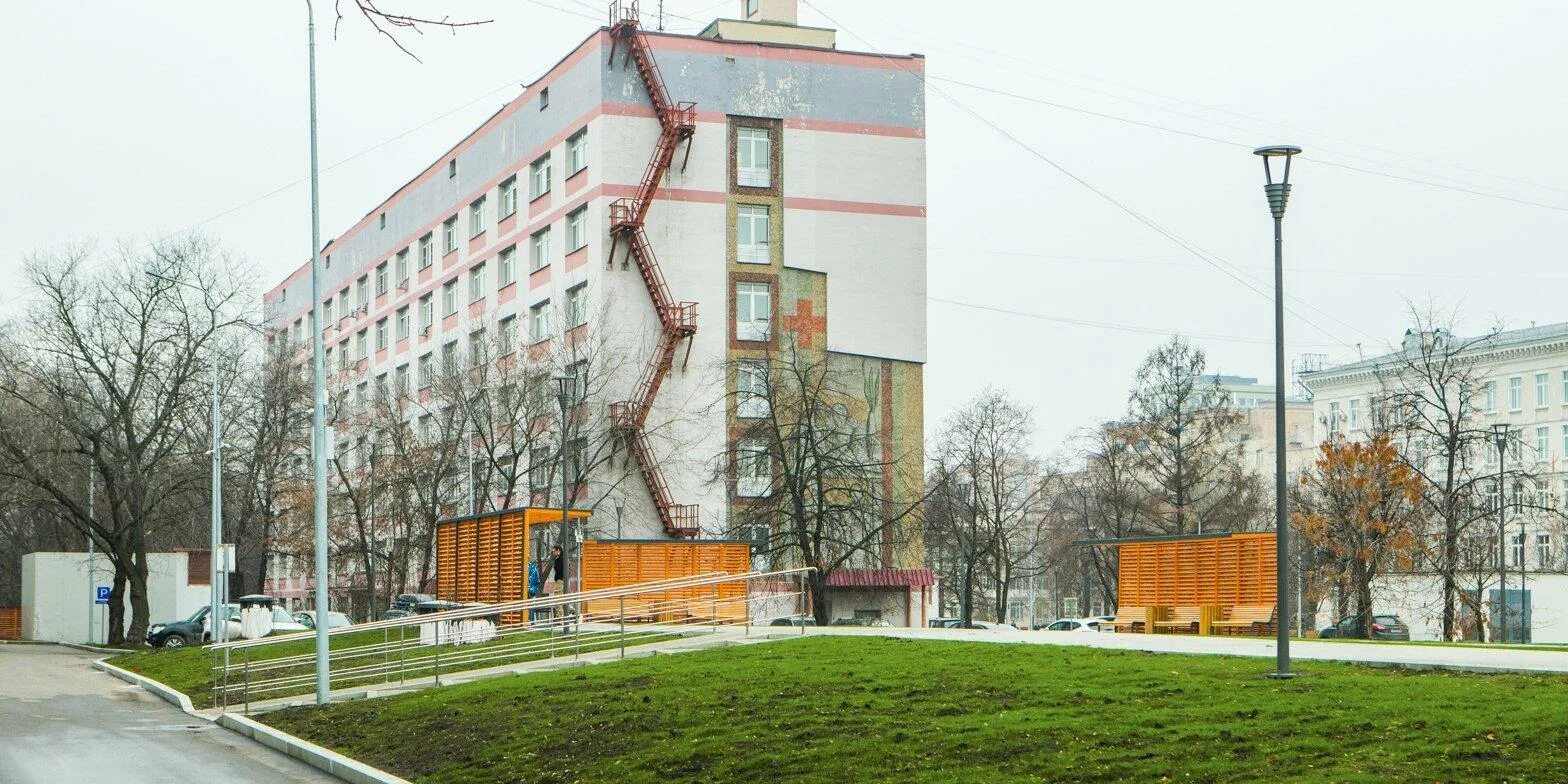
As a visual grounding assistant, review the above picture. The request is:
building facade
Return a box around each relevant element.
[1203,374,1316,480]
[261,1,927,602]
[1301,323,1568,642]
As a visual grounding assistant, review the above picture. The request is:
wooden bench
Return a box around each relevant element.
[1210,604,1276,636]
[1102,606,1155,633]
[1153,606,1202,634]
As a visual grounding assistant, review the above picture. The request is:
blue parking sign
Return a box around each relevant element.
[95,586,110,605]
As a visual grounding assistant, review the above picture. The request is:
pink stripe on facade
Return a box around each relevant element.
[643,32,924,72]
[784,196,925,217]
[783,118,925,138]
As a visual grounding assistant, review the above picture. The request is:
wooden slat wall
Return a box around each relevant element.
[1116,533,1277,607]
[0,607,19,639]
[581,541,752,620]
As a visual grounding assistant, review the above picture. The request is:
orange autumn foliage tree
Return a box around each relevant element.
[1294,435,1426,638]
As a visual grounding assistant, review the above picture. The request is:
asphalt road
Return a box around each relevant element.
[0,643,334,784]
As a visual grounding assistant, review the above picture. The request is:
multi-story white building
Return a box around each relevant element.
[261,0,928,605]
[1301,323,1568,643]
[1203,374,1316,479]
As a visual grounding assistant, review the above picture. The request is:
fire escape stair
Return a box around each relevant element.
[606,9,699,539]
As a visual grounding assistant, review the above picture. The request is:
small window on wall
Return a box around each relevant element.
[735,438,772,497]
[736,205,770,264]
[735,281,770,341]
[737,127,771,187]
[567,129,588,174]
[736,359,769,418]
[500,177,518,219]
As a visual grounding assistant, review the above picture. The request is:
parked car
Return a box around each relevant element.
[966,621,1018,632]
[146,605,219,648]
[292,610,353,630]
[390,593,435,612]
[381,607,416,621]
[928,617,962,629]
[1036,618,1100,632]
[766,615,817,627]
[1318,614,1410,641]
[830,617,893,627]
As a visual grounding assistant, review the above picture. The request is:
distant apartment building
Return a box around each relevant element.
[1203,374,1316,479]
[260,1,927,606]
[1300,323,1568,643]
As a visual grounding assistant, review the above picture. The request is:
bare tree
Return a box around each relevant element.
[0,237,249,644]
[1125,336,1254,534]
[721,337,926,626]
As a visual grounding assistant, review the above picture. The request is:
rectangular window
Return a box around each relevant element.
[500,177,518,219]
[469,263,486,302]
[736,360,769,418]
[395,306,410,340]
[531,228,551,272]
[530,300,553,342]
[469,197,486,238]
[442,281,458,315]
[499,315,516,355]
[419,294,433,333]
[529,447,552,492]
[498,246,517,287]
[441,340,458,375]
[339,287,351,316]
[394,364,410,396]
[418,353,434,388]
[736,438,772,497]
[395,249,409,286]
[1537,372,1550,408]
[735,281,770,341]
[356,381,368,406]
[375,262,389,296]
[443,217,458,253]
[567,129,587,174]
[1540,533,1554,567]
[419,233,434,269]
[1563,370,1568,405]
[567,207,588,252]
[356,276,369,308]
[736,205,770,264]
[1509,376,1523,411]
[337,339,349,370]
[375,373,388,400]
[1511,532,1525,567]
[1484,380,1497,413]
[1511,427,1523,461]
[566,283,587,327]
[322,297,334,325]
[1348,398,1361,430]
[1537,426,1550,462]
[375,318,388,351]
[469,328,487,366]
[745,0,759,15]
[530,154,551,199]
[355,329,367,360]
[1328,401,1341,435]
[737,127,771,187]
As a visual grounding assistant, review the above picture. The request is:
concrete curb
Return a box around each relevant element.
[60,641,121,655]
[217,713,412,784]
[92,658,199,716]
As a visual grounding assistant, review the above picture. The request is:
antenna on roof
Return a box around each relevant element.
[658,0,664,30]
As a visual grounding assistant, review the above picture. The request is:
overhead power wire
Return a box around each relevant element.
[929,297,1341,348]
[800,0,1367,351]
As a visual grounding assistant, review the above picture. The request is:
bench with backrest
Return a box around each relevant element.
[1152,606,1202,634]
[1210,604,1276,636]
[1102,606,1154,633]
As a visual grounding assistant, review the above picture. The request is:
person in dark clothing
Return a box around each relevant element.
[549,545,566,593]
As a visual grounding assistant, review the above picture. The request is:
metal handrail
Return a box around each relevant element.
[210,567,814,651]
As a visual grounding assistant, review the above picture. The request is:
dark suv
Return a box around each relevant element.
[1318,614,1410,641]
[146,606,221,648]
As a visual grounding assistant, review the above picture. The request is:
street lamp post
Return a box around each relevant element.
[1491,423,1508,643]
[555,375,577,621]
[305,0,332,703]
[1254,144,1301,679]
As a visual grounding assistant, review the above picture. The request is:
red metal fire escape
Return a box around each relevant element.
[606,1,700,538]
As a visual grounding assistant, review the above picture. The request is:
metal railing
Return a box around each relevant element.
[207,568,813,713]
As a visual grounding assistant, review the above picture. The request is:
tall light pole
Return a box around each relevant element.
[555,375,577,610]
[1254,144,1301,678]
[1491,423,1509,643]
[305,0,332,703]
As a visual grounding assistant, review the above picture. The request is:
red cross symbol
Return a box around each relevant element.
[783,298,826,348]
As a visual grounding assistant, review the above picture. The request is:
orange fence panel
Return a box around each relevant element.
[0,607,18,640]
[1115,532,1277,608]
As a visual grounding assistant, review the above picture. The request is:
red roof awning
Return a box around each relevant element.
[825,568,935,589]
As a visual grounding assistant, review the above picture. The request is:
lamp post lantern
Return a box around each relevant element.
[1491,423,1509,643]
[1254,144,1301,678]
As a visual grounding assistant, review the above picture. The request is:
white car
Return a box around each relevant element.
[293,610,354,630]
[215,606,310,638]
[967,621,1019,632]
[1038,617,1100,633]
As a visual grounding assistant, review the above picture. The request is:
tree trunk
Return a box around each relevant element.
[808,569,831,626]
[959,560,976,627]
[106,564,128,646]
[126,550,151,643]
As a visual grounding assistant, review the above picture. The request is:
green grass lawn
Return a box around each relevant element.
[263,635,1568,784]
[110,625,676,709]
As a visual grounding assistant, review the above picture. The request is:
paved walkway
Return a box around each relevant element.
[803,626,1568,673]
[0,643,333,783]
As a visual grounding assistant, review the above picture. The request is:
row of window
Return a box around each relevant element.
[1483,372,1568,413]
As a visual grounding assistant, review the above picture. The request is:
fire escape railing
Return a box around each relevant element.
[606,1,699,538]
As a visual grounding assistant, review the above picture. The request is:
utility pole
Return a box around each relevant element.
[368,438,377,623]
[86,473,94,646]
[1492,423,1508,643]
[305,0,332,704]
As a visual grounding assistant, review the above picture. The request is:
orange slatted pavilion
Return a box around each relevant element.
[1109,532,1278,608]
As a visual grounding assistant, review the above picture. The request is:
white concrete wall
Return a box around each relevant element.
[1371,572,1568,644]
[21,552,217,644]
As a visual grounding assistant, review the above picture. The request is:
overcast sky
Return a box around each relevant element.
[5,1,1567,455]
